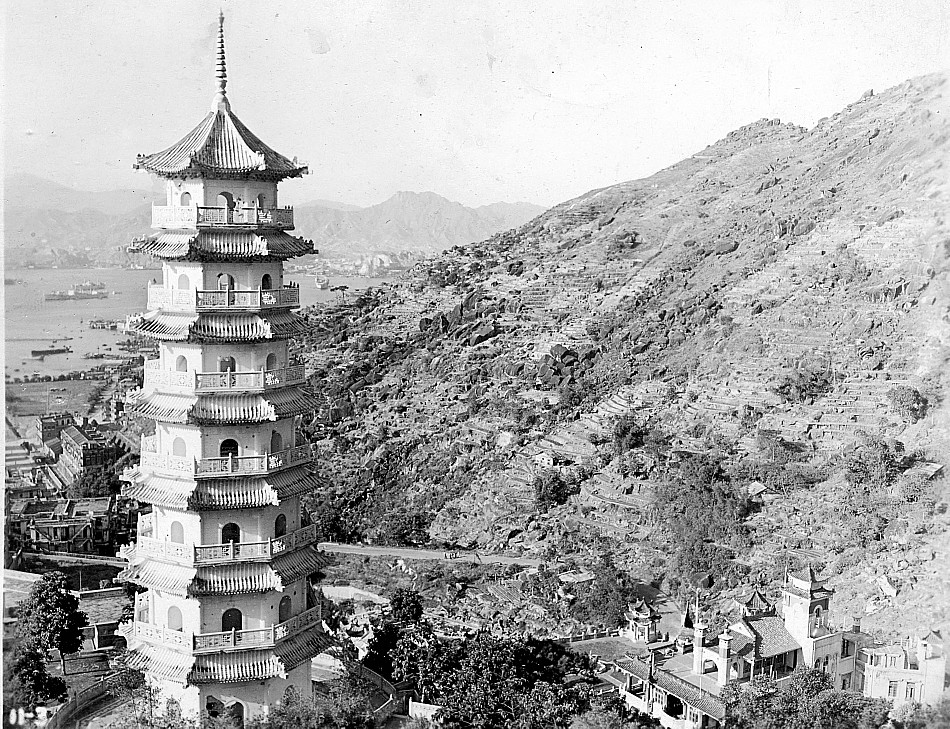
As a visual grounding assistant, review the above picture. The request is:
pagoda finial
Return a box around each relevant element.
[214,10,230,112]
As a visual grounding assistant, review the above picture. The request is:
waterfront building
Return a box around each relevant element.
[118,14,328,722]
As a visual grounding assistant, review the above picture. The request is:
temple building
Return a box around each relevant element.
[118,14,329,723]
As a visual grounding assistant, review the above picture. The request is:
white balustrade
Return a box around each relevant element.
[194,443,313,477]
[151,205,294,230]
[191,605,321,653]
[146,284,298,312]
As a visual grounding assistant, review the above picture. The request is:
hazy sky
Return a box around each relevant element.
[3,0,949,207]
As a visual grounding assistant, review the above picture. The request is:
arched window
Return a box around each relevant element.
[217,273,235,290]
[228,702,245,729]
[180,192,192,206]
[274,513,287,538]
[814,659,822,669]
[265,352,278,371]
[278,595,292,623]
[270,430,283,453]
[206,696,224,719]
[221,608,243,632]
[255,193,266,207]
[175,355,188,372]
[167,606,183,631]
[261,273,273,290]
[221,523,241,543]
[177,273,189,289]
[169,521,184,544]
[172,438,186,457]
[219,439,239,458]
[166,699,181,719]
[219,357,236,372]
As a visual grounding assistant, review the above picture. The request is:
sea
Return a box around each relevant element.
[3,268,389,379]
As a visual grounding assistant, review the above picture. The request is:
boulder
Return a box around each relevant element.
[715,241,739,255]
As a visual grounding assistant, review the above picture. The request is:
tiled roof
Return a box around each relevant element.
[193,562,283,595]
[274,629,334,670]
[742,616,800,658]
[134,107,307,181]
[126,641,195,684]
[127,390,194,423]
[652,668,726,721]
[134,311,306,343]
[131,230,313,261]
[191,388,317,424]
[128,387,315,425]
[190,466,323,510]
[119,559,196,597]
[614,655,651,681]
[122,469,195,509]
[191,649,285,684]
[271,546,331,583]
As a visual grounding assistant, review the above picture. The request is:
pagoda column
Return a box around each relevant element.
[118,13,327,723]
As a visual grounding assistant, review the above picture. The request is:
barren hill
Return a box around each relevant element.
[299,72,950,641]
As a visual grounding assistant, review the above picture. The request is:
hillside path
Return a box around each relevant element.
[317,541,542,567]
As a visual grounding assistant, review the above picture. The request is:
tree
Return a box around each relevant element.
[390,588,424,624]
[533,470,579,512]
[5,638,67,710]
[66,468,121,499]
[14,571,88,673]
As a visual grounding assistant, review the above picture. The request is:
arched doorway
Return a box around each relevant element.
[261,273,273,290]
[278,595,292,623]
[219,357,236,373]
[270,430,283,453]
[221,523,241,544]
[172,438,187,457]
[255,193,266,207]
[221,608,243,632]
[227,702,245,729]
[167,606,183,631]
[219,439,239,458]
[177,273,189,289]
[205,696,224,719]
[265,352,278,371]
[217,273,235,290]
[175,355,188,372]
[274,513,287,538]
[179,192,192,206]
[169,521,185,544]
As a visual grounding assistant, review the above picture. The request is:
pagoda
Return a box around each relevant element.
[118,13,329,723]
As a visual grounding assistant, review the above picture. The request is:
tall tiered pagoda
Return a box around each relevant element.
[119,13,328,723]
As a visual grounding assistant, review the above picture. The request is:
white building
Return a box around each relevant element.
[118,14,328,724]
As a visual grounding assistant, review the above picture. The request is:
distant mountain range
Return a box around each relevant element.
[2,174,546,269]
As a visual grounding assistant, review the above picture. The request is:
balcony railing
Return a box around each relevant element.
[151,205,294,230]
[139,436,314,478]
[143,360,306,393]
[146,284,299,312]
[124,604,321,654]
[133,524,318,565]
[193,443,314,478]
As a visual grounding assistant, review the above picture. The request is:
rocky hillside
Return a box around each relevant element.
[296,72,950,642]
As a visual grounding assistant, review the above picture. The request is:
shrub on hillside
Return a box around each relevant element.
[887,386,928,422]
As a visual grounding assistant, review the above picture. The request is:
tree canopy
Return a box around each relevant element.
[14,571,88,671]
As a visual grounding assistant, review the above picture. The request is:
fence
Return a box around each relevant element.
[46,673,117,729]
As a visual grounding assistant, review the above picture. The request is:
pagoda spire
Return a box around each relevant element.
[213,10,230,111]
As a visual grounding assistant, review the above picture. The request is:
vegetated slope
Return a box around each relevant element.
[297,72,950,640]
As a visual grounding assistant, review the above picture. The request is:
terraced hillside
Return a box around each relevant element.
[298,72,950,640]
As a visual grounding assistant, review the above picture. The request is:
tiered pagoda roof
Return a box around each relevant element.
[126,387,317,424]
[133,12,307,182]
[134,310,308,342]
[130,230,314,261]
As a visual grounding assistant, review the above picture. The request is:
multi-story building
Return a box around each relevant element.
[603,569,863,729]
[8,496,115,554]
[856,632,946,708]
[57,420,120,484]
[36,412,76,444]
[117,13,329,724]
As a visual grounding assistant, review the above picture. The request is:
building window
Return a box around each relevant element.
[278,595,292,623]
[888,681,898,698]
[167,606,183,631]
[906,684,916,700]
[180,192,192,206]
[172,437,187,457]
[274,513,287,538]
[265,352,278,370]
[261,273,273,290]
[219,439,239,458]
[841,675,850,691]
[169,521,184,544]
[221,523,241,544]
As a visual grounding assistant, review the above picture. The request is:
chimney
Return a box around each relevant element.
[692,621,708,675]
[717,629,732,686]
[851,616,862,634]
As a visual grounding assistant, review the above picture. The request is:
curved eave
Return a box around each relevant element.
[132,310,307,343]
[129,230,314,261]
[132,107,308,182]
[126,386,316,424]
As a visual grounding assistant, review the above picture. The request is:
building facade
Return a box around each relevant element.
[118,14,328,723]
[856,632,946,708]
